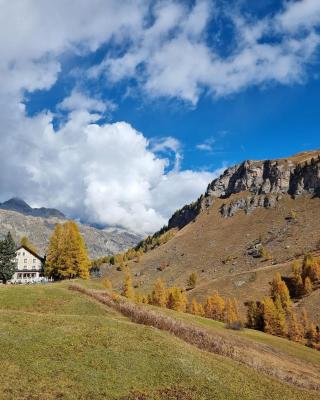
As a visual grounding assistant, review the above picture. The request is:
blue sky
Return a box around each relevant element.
[1,0,320,233]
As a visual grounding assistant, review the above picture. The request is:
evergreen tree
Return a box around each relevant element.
[151,278,167,307]
[20,236,38,253]
[0,232,17,283]
[204,292,225,321]
[122,269,134,299]
[187,272,197,289]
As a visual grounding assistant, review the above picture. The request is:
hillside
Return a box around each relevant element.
[106,150,320,316]
[0,281,319,399]
[0,208,141,258]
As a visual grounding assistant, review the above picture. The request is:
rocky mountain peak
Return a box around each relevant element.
[0,198,66,219]
[166,150,320,230]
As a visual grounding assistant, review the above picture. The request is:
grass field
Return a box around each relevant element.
[0,282,319,400]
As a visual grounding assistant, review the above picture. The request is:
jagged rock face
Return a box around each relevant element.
[206,159,296,198]
[220,194,279,218]
[165,153,320,229]
[209,157,320,217]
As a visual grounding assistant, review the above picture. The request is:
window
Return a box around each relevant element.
[24,259,27,264]
[22,252,25,256]
[17,273,22,278]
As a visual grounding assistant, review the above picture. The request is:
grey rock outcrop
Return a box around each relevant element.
[165,152,320,229]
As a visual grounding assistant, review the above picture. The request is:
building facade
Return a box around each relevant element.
[10,245,46,284]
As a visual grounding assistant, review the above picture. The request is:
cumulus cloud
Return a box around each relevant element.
[0,0,319,234]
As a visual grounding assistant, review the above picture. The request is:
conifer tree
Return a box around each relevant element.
[166,287,188,312]
[0,232,17,283]
[306,322,318,343]
[224,298,240,325]
[187,272,197,289]
[300,308,310,338]
[270,272,292,310]
[20,236,38,253]
[190,298,204,316]
[45,222,90,279]
[204,292,225,321]
[122,269,134,299]
[151,278,167,307]
[263,297,278,335]
[273,296,288,337]
[246,301,264,330]
[287,309,304,342]
[263,297,287,337]
[292,260,304,298]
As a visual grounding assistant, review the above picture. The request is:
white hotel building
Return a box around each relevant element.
[10,245,46,284]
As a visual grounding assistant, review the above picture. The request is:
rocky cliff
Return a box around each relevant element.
[166,150,320,229]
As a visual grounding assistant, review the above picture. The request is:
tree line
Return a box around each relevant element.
[0,221,91,283]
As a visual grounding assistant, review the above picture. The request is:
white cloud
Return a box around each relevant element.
[278,0,320,31]
[196,137,216,152]
[58,90,116,113]
[0,99,216,233]
[0,0,319,235]
[91,0,320,103]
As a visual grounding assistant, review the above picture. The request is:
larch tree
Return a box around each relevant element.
[270,272,292,311]
[45,222,90,280]
[287,309,304,342]
[224,298,241,325]
[300,308,310,339]
[151,278,167,307]
[0,232,17,283]
[187,272,197,289]
[190,298,204,316]
[121,269,134,299]
[263,297,287,337]
[166,287,188,312]
[204,292,225,321]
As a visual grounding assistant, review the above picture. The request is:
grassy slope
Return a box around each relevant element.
[105,195,320,319]
[0,282,319,400]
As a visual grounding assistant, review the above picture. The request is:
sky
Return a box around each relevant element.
[0,0,319,234]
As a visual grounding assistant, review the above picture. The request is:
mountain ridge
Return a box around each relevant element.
[0,197,66,219]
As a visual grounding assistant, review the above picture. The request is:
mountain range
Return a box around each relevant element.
[107,149,320,320]
[0,199,142,258]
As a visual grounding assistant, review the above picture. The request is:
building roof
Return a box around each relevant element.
[16,245,44,262]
